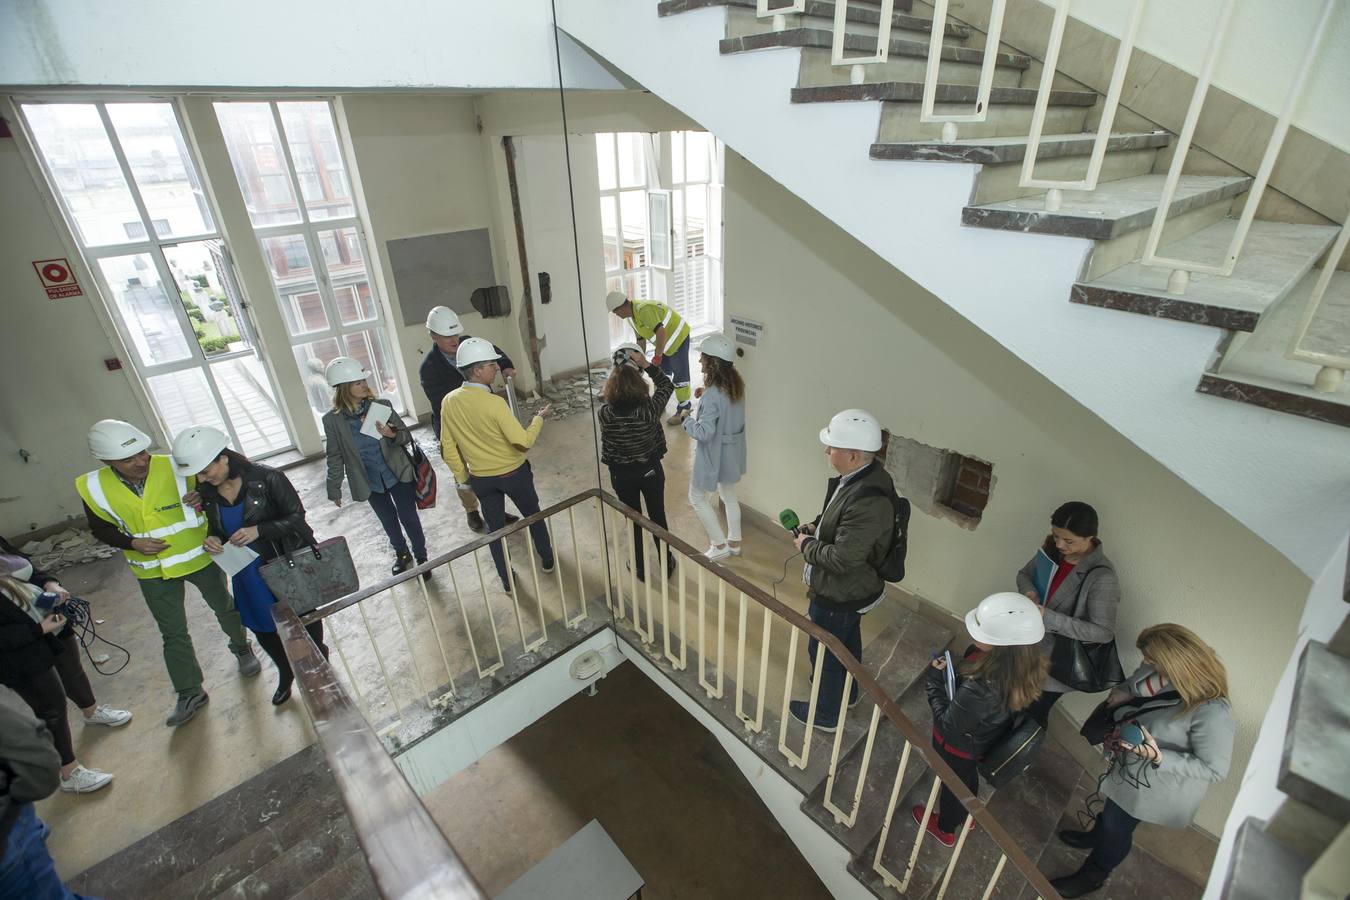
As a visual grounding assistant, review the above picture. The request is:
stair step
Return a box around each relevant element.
[792,80,1096,107]
[1217,818,1313,900]
[1279,641,1350,821]
[663,0,920,19]
[704,0,969,42]
[721,27,1030,69]
[1072,220,1340,331]
[288,851,378,900]
[871,132,1169,165]
[216,814,362,900]
[963,174,1253,241]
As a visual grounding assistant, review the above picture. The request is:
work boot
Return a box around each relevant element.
[167,691,209,726]
[236,647,261,677]
[467,510,486,532]
[416,557,433,582]
[1050,861,1111,898]
[1059,827,1099,850]
[391,551,414,575]
[666,404,691,426]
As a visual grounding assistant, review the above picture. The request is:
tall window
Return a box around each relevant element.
[213,100,402,422]
[596,131,724,348]
[19,100,292,458]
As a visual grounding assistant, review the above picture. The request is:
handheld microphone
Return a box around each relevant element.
[778,509,800,532]
[1120,723,1144,747]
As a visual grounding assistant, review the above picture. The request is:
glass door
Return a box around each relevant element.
[19,100,294,458]
[213,100,403,431]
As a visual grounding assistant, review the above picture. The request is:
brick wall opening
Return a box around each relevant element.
[941,455,993,520]
[878,429,994,530]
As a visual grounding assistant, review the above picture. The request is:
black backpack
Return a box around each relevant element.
[858,486,911,583]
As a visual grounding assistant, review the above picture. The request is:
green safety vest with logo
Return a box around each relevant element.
[630,299,691,356]
[75,455,211,581]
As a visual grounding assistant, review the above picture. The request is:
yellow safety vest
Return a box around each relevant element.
[75,455,210,581]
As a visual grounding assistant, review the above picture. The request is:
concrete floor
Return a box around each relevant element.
[422,660,832,899]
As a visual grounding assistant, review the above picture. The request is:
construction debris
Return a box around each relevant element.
[21,528,120,573]
[521,370,609,421]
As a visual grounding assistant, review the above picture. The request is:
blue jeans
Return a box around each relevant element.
[0,805,94,900]
[366,479,427,560]
[1087,799,1141,872]
[807,600,862,726]
[469,462,554,585]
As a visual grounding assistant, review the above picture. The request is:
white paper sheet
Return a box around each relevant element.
[360,402,393,438]
[212,543,260,579]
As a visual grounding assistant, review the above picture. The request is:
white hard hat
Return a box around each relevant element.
[88,419,152,461]
[325,357,368,387]
[964,593,1046,646]
[699,332,735,362]
[454,336,501,368]
[605,291,629,312]
[171,425,230,476]
[426,306,463,337]
[612,342,643,368]
[819,409,882,452]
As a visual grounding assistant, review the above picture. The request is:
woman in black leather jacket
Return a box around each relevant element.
[175,428,329,706]
[920,593,1049,846]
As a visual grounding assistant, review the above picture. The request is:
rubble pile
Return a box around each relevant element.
[531,368,608,420]
[21,529,120,573]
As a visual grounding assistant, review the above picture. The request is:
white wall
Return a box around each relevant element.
[0,1,626,92]
[722,151,1309,834]
[1056,0,1350,153]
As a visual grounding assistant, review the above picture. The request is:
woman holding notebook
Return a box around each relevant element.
[1015,501,1122,727]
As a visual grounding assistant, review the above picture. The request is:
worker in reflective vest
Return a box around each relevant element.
[606,292,694,425]
[75,420,259,728]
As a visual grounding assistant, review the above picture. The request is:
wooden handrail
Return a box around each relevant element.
[273,604,488,900]
[300,487,1061,899]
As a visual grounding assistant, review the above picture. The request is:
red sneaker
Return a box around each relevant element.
[912,804,957,848]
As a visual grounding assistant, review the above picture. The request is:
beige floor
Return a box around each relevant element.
[422,661,831,899]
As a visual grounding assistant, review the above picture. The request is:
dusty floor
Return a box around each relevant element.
[422,660,832,899]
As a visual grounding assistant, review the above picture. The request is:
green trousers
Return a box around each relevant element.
[137,564,249,698]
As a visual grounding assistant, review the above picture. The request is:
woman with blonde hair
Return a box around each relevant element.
[921,593,1049,847]
[682,333,746,561]
[1050,623,1234,897]
[321,357,428,576]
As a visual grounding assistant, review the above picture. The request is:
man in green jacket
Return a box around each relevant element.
[790,409,897,731]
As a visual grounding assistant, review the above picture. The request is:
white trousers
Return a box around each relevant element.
[689,483,741,547]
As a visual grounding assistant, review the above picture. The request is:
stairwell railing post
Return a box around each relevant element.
[831,0,896,82]
[919,0,1008,139]
[1286,215,1350,390]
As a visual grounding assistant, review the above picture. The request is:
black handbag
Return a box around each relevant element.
[259,536,359,617]
[1047,565,1125,693]
[978,714,1045,788]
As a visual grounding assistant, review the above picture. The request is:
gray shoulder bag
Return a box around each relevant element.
[259,536,359,617]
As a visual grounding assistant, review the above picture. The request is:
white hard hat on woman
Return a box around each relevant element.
[171,425,230,477]
[698,332,735,362]
[87,419,152,461]
[324,357,368,388]
[819,409,882,453]
[965,592,1046,646]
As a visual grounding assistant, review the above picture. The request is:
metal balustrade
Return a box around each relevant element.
[920,0,1007,141]
[280,487,1064,899]
[832,0,896,82]
[1287,217,1350,392]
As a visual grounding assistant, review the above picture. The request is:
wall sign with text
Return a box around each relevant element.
[729,314,765,347]
[33,258,83,300]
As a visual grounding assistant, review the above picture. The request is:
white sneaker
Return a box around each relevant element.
[704,544,731,562]
[83,704,133,727]
[60,765,113,794]
[728,543,743,557]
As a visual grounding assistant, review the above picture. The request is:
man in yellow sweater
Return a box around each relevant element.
[440,338,555,592]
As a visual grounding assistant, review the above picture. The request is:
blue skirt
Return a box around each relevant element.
[219,500,278,633]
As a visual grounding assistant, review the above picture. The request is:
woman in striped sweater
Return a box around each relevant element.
[598,344,677,581]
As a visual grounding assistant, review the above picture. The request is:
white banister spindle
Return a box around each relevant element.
[824,704,881,827]
[1020,0,1146,200]
[757,0,805,32]
[920,0,1008,137]
[831,0,896,67]
[1287,216,1350,389]
[871,740,915,889]
[1141,0,1335,289]
[454,556,502,678]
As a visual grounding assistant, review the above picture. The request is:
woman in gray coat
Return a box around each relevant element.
[1051,623,1234,897]
[682,333,746,562]
[321,357,427,577]
[1015,501,1122,726]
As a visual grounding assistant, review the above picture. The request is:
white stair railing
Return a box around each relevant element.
[1019,0,1147,212]
[831,0,896,85]
[919,0,1008,142]
[1140,0,1338,295]
[757,0,806,33]
[1287,217,1350,393]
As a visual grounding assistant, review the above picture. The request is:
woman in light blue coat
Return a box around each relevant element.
[682,333,746,561]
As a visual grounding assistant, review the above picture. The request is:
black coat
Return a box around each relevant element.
[0,597,61,687]
[926,647,1014,758]
[199,462,314,564]
[420,338,513,436]
[1,536,73,665]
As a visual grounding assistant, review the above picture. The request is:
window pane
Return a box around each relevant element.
[294,338,344,417]
[23,104,141,248]
[214,102,301,227]
[707,185,724,259]
[684,186,707,259]
[145,369,228,442]
[617,133,645,189]
[261,234,330,336]
[97,254,193,366]
[105,103,214,238]
[343,329,402,412]
[163,241,246,358]
[278,102,354,220]
[685,132,711,183]
[619,190,647,269]
[317,227,376,325]
[600,196,620,271]
[210,357,289,456]
[671,133,685,185]
[596,134,616,191]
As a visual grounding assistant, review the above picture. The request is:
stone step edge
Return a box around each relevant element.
[721,26,1031,68]
[1071,281,1262,332]
[792,81,1097,107]
[1197,374,1350,430]
[662,0,956,36]
[871,131,1169,165]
